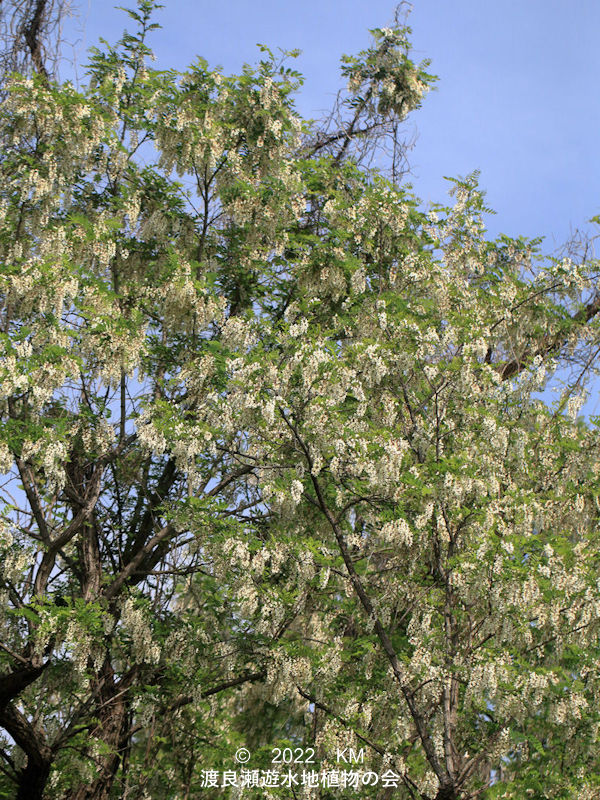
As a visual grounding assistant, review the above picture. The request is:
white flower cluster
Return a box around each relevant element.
[121,599,161,665]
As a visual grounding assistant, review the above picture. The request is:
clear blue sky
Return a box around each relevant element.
[63,0,600,250]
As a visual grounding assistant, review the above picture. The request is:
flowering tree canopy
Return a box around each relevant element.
[1,2,600,799]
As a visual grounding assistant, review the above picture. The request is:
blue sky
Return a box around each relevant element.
[63,0,600,249]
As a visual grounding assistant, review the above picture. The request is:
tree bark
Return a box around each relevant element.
[0,703,51,800]
[16,758,51,800]
[434,785,460,800]
[64,658,130,800]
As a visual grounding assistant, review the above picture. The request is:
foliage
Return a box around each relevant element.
[1,2,600,799]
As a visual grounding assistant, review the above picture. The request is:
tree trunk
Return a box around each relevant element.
[16,758,51,800]
[434,784,460,800]
[64,658,130,800]
[0,686,52,800]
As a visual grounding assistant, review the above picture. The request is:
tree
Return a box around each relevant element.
[1,2,600,799]
[0,0,74,87]
[222,178,600,799]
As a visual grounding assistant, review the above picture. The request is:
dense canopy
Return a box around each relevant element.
[1,2,600,798]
